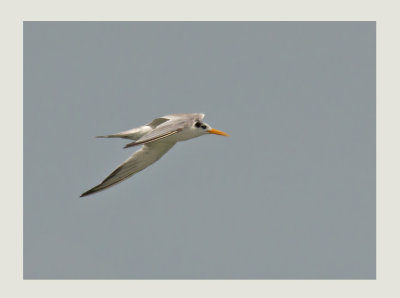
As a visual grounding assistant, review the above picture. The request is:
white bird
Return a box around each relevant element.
[80,113,229,197]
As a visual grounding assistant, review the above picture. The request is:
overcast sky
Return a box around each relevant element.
[24,22,375,279]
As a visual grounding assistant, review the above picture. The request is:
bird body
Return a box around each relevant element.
[81,113,228,197]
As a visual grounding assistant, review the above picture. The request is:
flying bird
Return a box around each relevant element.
[80,113,229,197]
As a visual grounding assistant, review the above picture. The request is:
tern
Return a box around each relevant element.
[80,113,229,197]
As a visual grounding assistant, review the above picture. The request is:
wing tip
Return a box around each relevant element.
[80,190,94,197]
[96,135,115,138]
[124,141,137,149]
[80,186,101,197]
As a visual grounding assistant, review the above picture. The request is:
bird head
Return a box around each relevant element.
[193,121,229,137]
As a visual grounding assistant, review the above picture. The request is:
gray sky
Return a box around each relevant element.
[24,22,375,279]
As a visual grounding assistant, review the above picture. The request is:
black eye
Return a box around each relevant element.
[195,122,201,128]
[201,125,207,129]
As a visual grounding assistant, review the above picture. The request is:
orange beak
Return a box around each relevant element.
[208,128,229,137]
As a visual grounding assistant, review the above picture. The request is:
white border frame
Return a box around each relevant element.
[2,0,398,297]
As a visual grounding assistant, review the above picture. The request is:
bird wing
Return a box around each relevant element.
[123,118,193,148]
[96,125,152,140]
[95,114,204,141]
[146,116,170,128]
[80,142,176,197]
[163,113,205,121]
[95,117,170,140]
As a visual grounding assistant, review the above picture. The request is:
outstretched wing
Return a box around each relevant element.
[80,142,176,197]
[123,119,189,148]
[95,114,204,141]
[123,113,204,148]
[95,117,170,140]
[163,113,205,122]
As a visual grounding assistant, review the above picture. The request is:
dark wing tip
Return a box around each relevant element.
[80,188,98,197]
[80,190,92,197]
[124,141,138,149]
